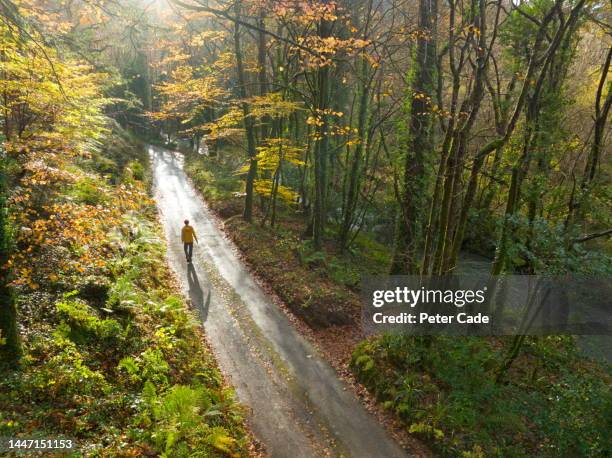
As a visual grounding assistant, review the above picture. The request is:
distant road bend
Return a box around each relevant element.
[151,145,409,458]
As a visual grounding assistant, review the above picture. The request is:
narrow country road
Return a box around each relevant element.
[150,145,409,458]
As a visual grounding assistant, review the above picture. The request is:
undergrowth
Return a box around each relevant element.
[0,134,249,456]
[351,335,611,457]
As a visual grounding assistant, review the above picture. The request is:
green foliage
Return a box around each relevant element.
[297,240,327,267]
[350,231,392,270]
[500,0,554,60]
[88,154,119,178]
[118,356,141,382]
[185,154,241,206]
[295,238,371,288]
[126,161,145,181]
[351,335,611,456]
[70,177,110,206]
[140,383,242,457]
[56,298,123,347]
[140,348,171,386]
[538,371,611,456]
[81,127,149,186]
[18,337,111,400]
[498,214,612,274]
[463,208,498,257]
[327,258,360,287]
[106,274,140,310]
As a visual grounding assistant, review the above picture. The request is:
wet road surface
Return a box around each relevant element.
[150,145,409,458]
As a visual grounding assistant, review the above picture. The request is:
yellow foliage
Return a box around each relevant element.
[8,149,151,288]
[254,180,300,203]
[204,107,245,140]
[0,23,110,153]
[237,138,305,174]
[248,92,303,119]
[152,65,228,124]
[0,16,148,289]
[240,138,305,204]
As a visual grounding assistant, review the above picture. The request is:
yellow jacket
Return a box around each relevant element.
[181,225,197,243]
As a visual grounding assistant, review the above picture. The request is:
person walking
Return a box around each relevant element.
[181,219,198,263]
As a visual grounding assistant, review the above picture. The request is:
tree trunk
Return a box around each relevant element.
[339,56,370,249]
[491,0,586,274]
[567,46,611,227]
[233,1,258,222]
[439,0,495,273]
[312,17,333,249]
[0,159,20,364]
[390,0,437,274]
[257,10,269,141]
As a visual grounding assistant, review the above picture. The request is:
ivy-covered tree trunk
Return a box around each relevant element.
[0,155,20,364]
[390,0,437,274]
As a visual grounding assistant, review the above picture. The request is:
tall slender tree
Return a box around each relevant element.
[390,0,437,274]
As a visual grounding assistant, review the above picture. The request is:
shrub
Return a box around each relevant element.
[126,161,145,181]
[56,298,123,347]
[351,335,611,456]
[140,348,170,386]
[89,154,118,178]
[537,371,611,456]
[21,339,111,401]
[141,382,243,457]
[71,177,109,205]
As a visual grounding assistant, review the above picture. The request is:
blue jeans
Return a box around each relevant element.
[184,243,193,261]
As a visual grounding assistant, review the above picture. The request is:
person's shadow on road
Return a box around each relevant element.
[187,262,211,322]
